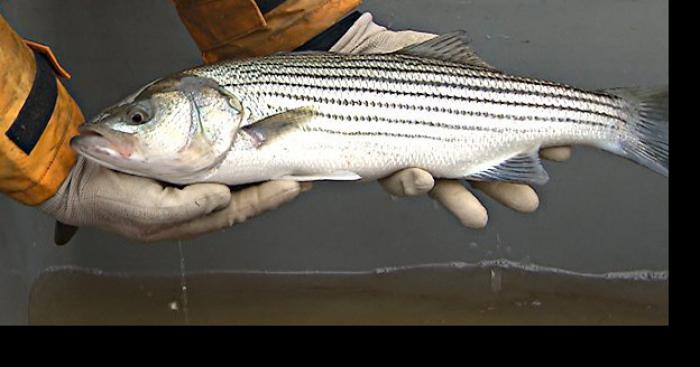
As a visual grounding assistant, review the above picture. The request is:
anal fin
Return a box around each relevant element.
[277,171,362,181]
[466,150,549,185]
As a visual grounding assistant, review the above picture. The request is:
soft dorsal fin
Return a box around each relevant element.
[242,107,317,147]
[466,149,549,185]
[396,31,496,70]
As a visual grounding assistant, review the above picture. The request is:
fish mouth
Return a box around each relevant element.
[71,125,135,160]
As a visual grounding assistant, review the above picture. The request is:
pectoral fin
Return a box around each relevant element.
[242,107,317,147]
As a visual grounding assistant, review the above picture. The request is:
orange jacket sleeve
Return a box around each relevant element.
[172,0,362,63]
[0,14,84,205]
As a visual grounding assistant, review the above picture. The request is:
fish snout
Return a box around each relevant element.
[72,124,135,159]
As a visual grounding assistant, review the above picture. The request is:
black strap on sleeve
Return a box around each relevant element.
[255,0,286,14]
[255,1,361,52]
[295,10,362,52]
[5,50,58,155]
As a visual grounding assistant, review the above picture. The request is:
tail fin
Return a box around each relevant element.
[603,86,668,176]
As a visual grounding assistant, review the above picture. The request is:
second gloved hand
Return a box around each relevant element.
[41,157,309,242]
[331,13,572,228]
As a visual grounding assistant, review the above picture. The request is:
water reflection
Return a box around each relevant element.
[29,261,667,325]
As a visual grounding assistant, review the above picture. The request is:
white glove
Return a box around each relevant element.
[41,157,309,242]
[331,13,572,228]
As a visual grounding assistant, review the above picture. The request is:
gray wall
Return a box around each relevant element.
[0,0,668,324]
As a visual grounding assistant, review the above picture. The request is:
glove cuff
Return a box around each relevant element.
[39,157,89,225]
[329,12,386,53]
[330,12,437,55]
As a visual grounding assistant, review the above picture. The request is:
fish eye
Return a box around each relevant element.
[127,107,150,125]
[131,112,144,123]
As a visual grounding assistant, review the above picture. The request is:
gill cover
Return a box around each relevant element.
[143,75,246,182]
[74,74,245,184]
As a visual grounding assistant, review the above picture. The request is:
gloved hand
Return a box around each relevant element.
[331,13,572,228]
[41,157,309,242]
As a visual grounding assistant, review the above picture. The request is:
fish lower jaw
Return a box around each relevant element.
[94,146,123,158]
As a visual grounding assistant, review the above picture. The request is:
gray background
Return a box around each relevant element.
[0,0,668,324]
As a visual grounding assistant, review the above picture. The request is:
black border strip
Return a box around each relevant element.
[255,0,286,14]
[5,50,58,155]
[296,11,362,52]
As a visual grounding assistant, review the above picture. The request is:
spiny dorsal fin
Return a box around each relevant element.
[396,31,496,70]
[466,149,549,185]
[242,107,317,147]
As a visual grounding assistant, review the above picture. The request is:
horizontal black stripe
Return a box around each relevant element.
[300,125,555,142]
[257,69,623,111]
[5,50,58,155]
[234,55,622,108]
[230,80,627,123]
[244,57,565,91]
[259,90,616,129]
[304,126,463,142]
[308,111,559,133]
[247,53,571,90]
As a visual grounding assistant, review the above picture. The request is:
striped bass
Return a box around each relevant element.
[71,32,669,187]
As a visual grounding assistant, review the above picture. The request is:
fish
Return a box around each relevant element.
[71,32,668,189]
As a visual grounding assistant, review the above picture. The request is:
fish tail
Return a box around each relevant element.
[603,86,669,176]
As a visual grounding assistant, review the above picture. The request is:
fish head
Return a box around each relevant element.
[71,75,246,183]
